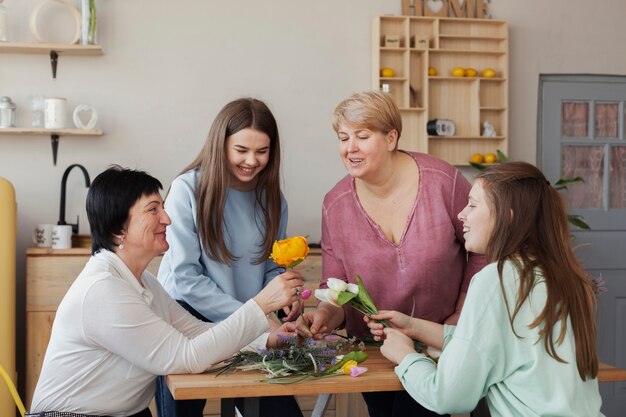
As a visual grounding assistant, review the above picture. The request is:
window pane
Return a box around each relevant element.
[562,101,589,138]
[561,145,604,209]
[611,146,626,208]
[595,102,619,138]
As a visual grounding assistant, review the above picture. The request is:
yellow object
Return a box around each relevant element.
[0,365,25,417]
[380,67,395,78]
[340,360,359,374]
[270,236,310,268]
[465,68,478,77]
[471,153,484,163]
[484,152,498,164]
[451,67,465,77]
[428,66,437,76]
[482,68,496,78]
[0,177,17,417]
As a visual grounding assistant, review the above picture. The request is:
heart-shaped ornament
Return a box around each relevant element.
[426,0,447,16]
[73,104,98,130]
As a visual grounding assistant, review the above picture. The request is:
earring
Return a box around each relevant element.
[118,236,125,250]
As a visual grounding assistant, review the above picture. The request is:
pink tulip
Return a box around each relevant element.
[350,366,368,378]
[300,289,312,300]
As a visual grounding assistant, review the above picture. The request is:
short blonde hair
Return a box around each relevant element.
[332,91,402,141]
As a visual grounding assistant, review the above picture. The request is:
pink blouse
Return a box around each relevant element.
[321,152,486,337]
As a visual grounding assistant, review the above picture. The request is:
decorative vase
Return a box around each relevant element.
[81,0,96,45]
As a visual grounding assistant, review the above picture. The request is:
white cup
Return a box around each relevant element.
[32,224,54,248]
[51,225,73,249]
[44,97,67,129]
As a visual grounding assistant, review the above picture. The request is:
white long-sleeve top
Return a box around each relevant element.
[30,250,269,416]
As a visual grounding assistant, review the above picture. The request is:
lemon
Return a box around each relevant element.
[484,152,497,164]
[380,67,395,78]
[470,153,484,164]
[465,68,478,77]
[451,67,465,77]
[482,68,496,78]
[428,66,437,76]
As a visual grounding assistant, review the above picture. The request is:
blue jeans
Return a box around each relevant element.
[155,301,303,417]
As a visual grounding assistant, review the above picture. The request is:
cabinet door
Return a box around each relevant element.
[25,312,56,408]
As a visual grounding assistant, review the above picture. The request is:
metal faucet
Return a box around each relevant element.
[58,164,91,234]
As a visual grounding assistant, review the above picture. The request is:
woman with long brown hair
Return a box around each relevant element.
[156,98,303,417]
[365,161,603,416]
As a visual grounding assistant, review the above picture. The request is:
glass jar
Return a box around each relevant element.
[81,0,97,45]
[0,96,16,128]
[0,0,8,42]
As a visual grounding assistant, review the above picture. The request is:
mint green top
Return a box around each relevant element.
[395,261,604,417]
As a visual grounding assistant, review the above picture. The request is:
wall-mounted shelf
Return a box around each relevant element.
[0,42,102,55]
[0,128,103,165]
[372,16,508,166]
[0,42,102,78]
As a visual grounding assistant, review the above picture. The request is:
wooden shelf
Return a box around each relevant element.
[0,42,102,56]
[0,128,102,136]
[373,16,508,166]
[429,48,505,55]
[439,34,506,41]
[429,136,505,140]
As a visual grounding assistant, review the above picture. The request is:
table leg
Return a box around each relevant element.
[311,393,332,417]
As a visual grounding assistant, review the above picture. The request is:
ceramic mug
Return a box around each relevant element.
[44,97,67,129]
[32,224,54,248]
[51,225,72,249]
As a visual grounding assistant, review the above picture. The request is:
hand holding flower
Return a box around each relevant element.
[253,269,303,314]
[364,310,414,341]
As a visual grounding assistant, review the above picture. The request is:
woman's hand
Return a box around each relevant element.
[364,310,413,341]
[266,321,298,348]
[281,300,301,322]
[294,302,344,339]
[380,328,417,365]
[253,270,303,314]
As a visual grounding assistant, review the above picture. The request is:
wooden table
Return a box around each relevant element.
[166,348,626,417]
[166,348,399,417]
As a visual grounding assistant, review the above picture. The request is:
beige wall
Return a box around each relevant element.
[2,1,626,385]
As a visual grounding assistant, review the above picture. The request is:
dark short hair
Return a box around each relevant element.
[86,165,163,255]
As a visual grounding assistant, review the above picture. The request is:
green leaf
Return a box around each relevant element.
[321,351,368,375]
[554,177,584,190]
[355,275,379,315]
[568,215,590,230]
[496,149,508,162]
[336,291,358,306]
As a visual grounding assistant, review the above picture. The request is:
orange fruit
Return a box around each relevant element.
[428,66,437,76]
[484,152,497,164]
[470,153,484,164]
[482,68,496,78]
[465,68,478,77]
[380,67,395,78]
[451,67,465,77]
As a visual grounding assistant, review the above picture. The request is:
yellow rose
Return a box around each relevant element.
[270,236,310,268]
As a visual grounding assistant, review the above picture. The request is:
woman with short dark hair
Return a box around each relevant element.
[29,166,303,417]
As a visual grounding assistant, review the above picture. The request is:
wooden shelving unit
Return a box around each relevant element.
[372,16,508,166]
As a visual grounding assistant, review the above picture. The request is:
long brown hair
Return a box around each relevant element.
[179,98,282,265]
[477,162,598,380]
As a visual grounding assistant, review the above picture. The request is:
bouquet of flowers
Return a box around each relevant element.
[209,335,368,384]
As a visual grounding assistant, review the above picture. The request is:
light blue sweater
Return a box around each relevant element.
[395,261,604,417]
[158,169,287,322]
